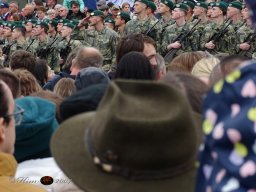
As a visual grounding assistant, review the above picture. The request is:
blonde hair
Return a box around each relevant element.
[53,78,76,98]
[191,56,220,78]
[13,69,41,96]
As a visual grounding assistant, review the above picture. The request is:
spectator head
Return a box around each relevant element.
[54,78,76,98]
[117,34,157,70]
[14,96,58,162]
[9,50,36,75]
[115,51,155,80]
[122,2,131,13]
[23,4,34,16]
[34,58,49,87]
[71,0,80,14]
[13,69,41,96]
[0,3,9,15]
[59,6,69,18]
[51,80,199,192]
[36,6,46,20]
[209,63,223,88]
[47,9,57,20]
[70,46,103,74]
[0,69,20,98]
[75,67,110,91]
[0,80,16,154]
[219,55,250,76]
[9,1,19,14]
[191,56,220,85]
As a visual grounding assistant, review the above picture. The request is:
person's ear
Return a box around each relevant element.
[0,118,6,144]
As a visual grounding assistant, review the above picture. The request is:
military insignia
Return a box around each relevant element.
[176,4,180,8]
[216,3,220,6]
[91,13,95,16]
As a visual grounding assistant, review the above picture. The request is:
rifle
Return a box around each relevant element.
[25,38,35,51]
[36,37,59,59]
[164,19,201,63]
[203,20,233,53]
[144,19,160,36]
[237,32,256,56]
[2,41,15,56]
[59,38,72,62]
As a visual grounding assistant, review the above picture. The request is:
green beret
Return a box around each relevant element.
[195,2,208,9]
[118,11,131,22]
[229,1,242,10]
[48,20,58,27]
[35,21,49,29]
[70,19,79,26]
[3,22,13,29]
[104,18,115,27]
[147,1,157,11]
[208,2,215,7]
[63,22,75,29]
[160,0,174,10]
[135,0,148,6]
[213,2,228,13]
[58,19,69,24]
[183,0,195,9]
[12,24,25,31]
[24,19,37,25]
[174,3,189,12]
[90,10,105,17]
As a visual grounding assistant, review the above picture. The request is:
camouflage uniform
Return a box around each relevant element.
[159,17,175,34]
[83,27,119,70]
[33,36,60,73]
[58,38,82,60]
[236,22,256,58]
[9,40,29,56]
[123,17,162,50]
[161,22,200,56]
[2,39,15,67]
[201,21,237,55]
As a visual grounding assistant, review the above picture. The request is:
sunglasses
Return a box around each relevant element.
[4,105,24,126]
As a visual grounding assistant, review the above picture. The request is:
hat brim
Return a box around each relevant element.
[51,112,197,192]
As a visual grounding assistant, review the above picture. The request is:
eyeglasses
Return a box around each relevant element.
[4,105,24,126]
[59,10,65,12]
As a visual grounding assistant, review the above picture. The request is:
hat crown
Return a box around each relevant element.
[88,80,197,178]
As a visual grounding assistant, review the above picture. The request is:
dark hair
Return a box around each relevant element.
[0,69,20,98]
[9,50,36,76]
[219,55,250,76]
[163,72,208,113]
[13,26,26,36]
[116,34,156,64]
[62,47,80,73]
[115,51,155,80]
[0,81,10,125]
[34,59,49,87]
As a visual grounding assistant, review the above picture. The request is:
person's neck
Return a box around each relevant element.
[49,31,57,37]
[118,24,125,33]
[198,14,208,23]
[162,11,172,22]
[213,15,224,26]
[7,36,12,42]
[95,22,104,31]
[38,33,47,42]
[175,17,186,27]
[230,14,241,24]
[65,35,71,42]
[17,36,25,43]
[137,11,148,20]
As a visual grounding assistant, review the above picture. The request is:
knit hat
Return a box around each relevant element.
[196,61,256,191]
[14,97,59,163]
[160,0,174,10]
[75,67,110,91]
[60,83,108,121]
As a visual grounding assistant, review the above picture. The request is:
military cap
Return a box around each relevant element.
[135,0,148,6]
[174,3,189,11]
[147,1,157,11]
[48,19,58,27]
[12,24,25,30]
[35,21,49,30]
[213,2,228,13]
[208,2,215,7]
[183,0,195,9]
[63,22,75,29]
[3,22,13,29]
[23,19,37,25]
[58,19,69,24]
[90,10,105,17]
[104,18,115,27]
[70,19,79,26]
[228,1,242,10]
[195,2,208,9]
[117,11,131,22]
[111,5,120,10]
[160,0,174,10]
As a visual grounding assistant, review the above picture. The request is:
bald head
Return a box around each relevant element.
[73,47,103,69]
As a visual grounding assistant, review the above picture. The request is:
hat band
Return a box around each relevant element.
[85,127,195,180]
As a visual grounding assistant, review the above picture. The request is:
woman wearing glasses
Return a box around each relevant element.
[0,80,45,191]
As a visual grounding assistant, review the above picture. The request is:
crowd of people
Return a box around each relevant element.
[1,0,256,191]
